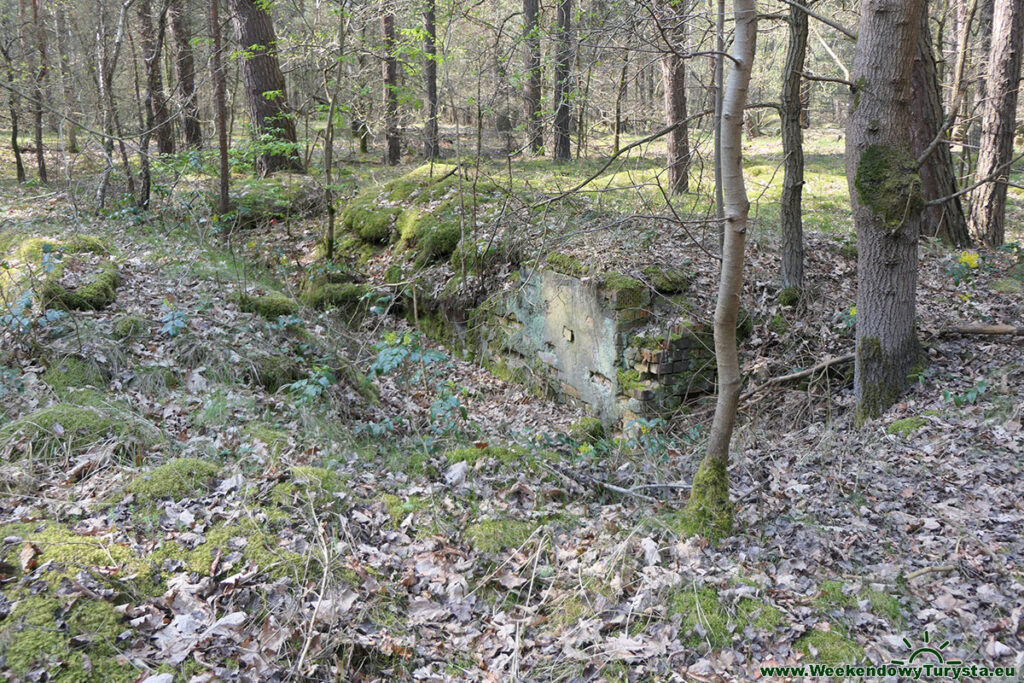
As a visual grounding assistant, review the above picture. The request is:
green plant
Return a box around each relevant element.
[159,305,188,337]
[943,379,988,407]
[283,365,337,404]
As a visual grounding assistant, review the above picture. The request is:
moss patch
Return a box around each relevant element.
[568,416,604,443]
[128,458,221,503]
[153,519,300,579]
[795,629,864,665]
[779,286,801,306]
[642,265,691,294]
[112,314,150,340]
[546,252,589,278]
[249,354,305,393]
[16,234,111,262]
[303,281,371,311]
[680,457,733,541]
[0,403,162,462]
[235,292,300,319]
[42,356,107,395]
[991,278,1023,293]
[465,519,539,553]
[854,145,922,229]
[886,416,927,437]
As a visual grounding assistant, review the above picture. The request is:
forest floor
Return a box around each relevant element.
[0,135,1023,682]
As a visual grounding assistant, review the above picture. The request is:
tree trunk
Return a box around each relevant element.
[228,0,303,176]
[780,2,808,295]
[523,0,543,154]
[847,0,926,424]
[0,44,26,182]
[969,0,1024,246]
[713,0,725,227]
[967,0,994,153]
[170,0,202,149]
[139,0,175,156]
[424,0,439,158]
[613,48,629,154]
[138,0,171,208]
[381,2,400,165]
[55,6,78,154]
[22,0,47,183]
[685,0,757,539]
[552,0,572,161]
[211,0,230,214]
[799,78,811,128]
[910,3,971,246]
[96,0,133,208]
[659,2,689,194]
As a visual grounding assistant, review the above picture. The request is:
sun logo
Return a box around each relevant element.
[891,630,961,666]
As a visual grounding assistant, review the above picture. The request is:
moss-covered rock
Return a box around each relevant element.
[235,292,300,319]
[128,458,221,503]
[342,197,401,244]
[41,356,107,394]
[0,403,162,462]
[40,261,121,311]
[112,314,150,340]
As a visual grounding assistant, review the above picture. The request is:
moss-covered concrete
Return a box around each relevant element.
[642,265,691,294]
[235,292,300,319]
[40,261,121,311]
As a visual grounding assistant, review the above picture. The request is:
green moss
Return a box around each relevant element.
[274,466,348,507]
[737,598,784,630]
[40,261,121,311]
[154,519,300,579]
[129,458,221,503]
[768,313,789,334]
[815,580,857,609]
[381,493,428,526]
[0,403,161,462]
[246,423,290,453]
[681,457,733,541]
[779,287,801,306]
[991,278,1023,293]
[42,356,107,394]
[642,265,691,294]
[668,587,732,648]
[864,588,903,625]
[886,416,927,437]
[854,145,922,229]
[465,519,538,553]
[341,196,400,244]
[795,629,864,665]
[112,314,150,340]
[0,594,136,682]
[249,354,304,392]
[235,292,299,319]
[546,252,589,277]
[598,273,649,310]
[855,335,913,425]
[16,234,111,262]
[617,368,647,394]
[303,281,370,311]
[568,416,604,443]
[415,220,461,265]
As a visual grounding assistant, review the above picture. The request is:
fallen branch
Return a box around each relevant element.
[739,353,855,402]
[905,564,957,581]
[940,324,1024,337]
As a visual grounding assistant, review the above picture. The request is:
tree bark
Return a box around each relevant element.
[780,2,808,294]
[381,2,400,165]
[21,0,47,183]
[713,0,725,228]
[423,0,439,158]
[523,0,543,154]
[969,0,1024,246]
[211,0,229,214]
[0,43,26,182]
[169,0,202,149]
[910,3,971,246]
[228,0,303,176]
[658,2,689,194]
[552,0,572,161]
[685,0,757,539]
[847,0,926,424]
[613,48,629,155]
